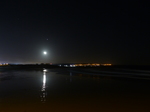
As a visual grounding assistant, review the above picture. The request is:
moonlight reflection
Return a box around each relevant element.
[40,69,47,103]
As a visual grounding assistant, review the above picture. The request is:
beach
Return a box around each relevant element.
[0,66,150,112]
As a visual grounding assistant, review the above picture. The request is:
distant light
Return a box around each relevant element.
[43,68,47,72]
[70,65,75,67]
[43,69,47,72]
[64,65,68,67]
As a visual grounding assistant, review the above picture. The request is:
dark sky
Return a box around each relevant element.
[0,0,149,65]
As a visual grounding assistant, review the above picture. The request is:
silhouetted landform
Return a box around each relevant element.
[0,64,57,70]
[0,63,111,69]
[0,63,150,71]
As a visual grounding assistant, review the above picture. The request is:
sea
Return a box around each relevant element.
[0,66,150,112]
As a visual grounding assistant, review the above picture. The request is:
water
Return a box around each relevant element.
[0,68,150,112]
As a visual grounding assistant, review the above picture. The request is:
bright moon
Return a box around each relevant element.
[43,51,47,55]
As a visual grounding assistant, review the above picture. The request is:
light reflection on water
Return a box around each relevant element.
[0,68,150,112]
[40,70,47,103]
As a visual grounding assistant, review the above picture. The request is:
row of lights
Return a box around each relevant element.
[59,63,112,67]
[0,63,9,66]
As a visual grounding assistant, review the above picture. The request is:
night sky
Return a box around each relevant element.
[0,0,149,65]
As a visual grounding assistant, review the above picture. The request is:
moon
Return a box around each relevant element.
[43,51,47,55]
